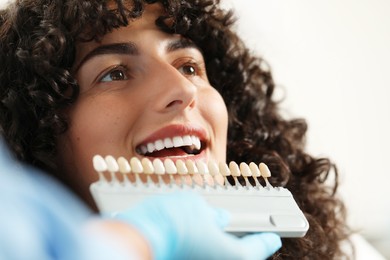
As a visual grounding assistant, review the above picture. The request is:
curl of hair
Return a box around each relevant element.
[0,0,352,258]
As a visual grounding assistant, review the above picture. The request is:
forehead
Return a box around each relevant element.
[74,3,167,69]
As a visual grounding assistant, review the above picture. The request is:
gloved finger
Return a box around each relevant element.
[239,233,281,260]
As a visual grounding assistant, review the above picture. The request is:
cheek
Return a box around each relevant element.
[199,88,228,161]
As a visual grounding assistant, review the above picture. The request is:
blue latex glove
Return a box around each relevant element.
[115,192,282,260]
[0,140,130,260]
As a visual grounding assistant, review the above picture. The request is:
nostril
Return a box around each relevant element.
[166,100,183,108]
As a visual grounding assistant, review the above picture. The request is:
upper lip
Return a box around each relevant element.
[135,124,208,155]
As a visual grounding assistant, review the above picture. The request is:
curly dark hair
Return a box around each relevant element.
[0,0,352,258]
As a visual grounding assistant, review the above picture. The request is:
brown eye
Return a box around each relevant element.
[179,64,197,76]
[100,67,128,82]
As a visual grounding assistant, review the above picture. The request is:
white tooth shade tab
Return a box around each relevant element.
[153,159,165,175]
[176,160,188,175]
[259,163,271,178]
[164,159,177,174]
[229,161,241,177]
[249,162,260,177]
[92,155,274,187]
[185,160,198,174]
[117,157,131,174]
[141,158,154,174]
[196,161,209,175]
[105,155,119,172]
[208,161,219,176]
[219,162,231,176]
[93,155,107,172]
[240,163,252,177]
[130,158,143,174]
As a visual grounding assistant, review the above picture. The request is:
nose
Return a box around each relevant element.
[150,61,197,113]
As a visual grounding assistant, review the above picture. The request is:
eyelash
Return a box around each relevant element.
[99,65,129,83]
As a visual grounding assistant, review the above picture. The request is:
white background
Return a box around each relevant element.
[223,0,390,258]
[1,0,389,258]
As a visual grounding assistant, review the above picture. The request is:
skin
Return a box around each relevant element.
[56,4,228,207]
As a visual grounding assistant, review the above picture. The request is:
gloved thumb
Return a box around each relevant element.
[239,233,281,260]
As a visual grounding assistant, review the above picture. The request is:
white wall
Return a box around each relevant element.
[224,0,390,257]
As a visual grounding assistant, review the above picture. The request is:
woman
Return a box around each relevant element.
[0,0,351,258]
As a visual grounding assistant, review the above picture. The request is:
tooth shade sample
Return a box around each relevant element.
[196,161,209,175]
[219,162,231,176]
[240,163,252,177]
[117,157,131,174]
[93,155,107,172]
[249,162,261,177]
[208,161,219,176]
[185,160,198,174]
[141,158,154,174]
[153,159,165,175]
[176,160,188,174]
[130,157,143,173]
[164,159,177,174]
[229,161,241,177]
[259,163,271,178]
[105,155,119,172]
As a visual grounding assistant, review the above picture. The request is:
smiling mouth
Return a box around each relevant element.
[136,135,205,157]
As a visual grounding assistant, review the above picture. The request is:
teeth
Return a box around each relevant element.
[138,135,202,155]
[92,155,273,187]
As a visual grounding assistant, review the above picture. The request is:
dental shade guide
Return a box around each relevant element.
[90,155,309,237]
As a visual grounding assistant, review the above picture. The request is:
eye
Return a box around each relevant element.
[100,66,129,82]
[178,63,198,76]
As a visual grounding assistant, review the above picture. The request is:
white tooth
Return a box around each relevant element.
[173,136,184,147]
[229,161,241,177]
[176,159,188,175]
[147,143,155,153]
[185,160,198,174]
[164,159,177,174]
[240,162,252,177]
[259,163,271,178]
[153,159,165,175]
[192,135,201,150]
[140,145,148,155]
[93,155,107,172]
[130,157,143,173]
[117,157,131,174]
[105,155,119,172]
[164,138,174,148]
[196,161,209,175]
[249,162,260,177]
[208,161,219,176]
[141,158,154,174]
[219,162,231,176]
[154,139,165,151]
[182,135,192,146]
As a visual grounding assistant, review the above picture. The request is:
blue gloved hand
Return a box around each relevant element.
[114,192,281,260]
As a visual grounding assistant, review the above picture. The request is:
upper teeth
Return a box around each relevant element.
[138,135,201,155]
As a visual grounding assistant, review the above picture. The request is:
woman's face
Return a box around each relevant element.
[57,4,228,205]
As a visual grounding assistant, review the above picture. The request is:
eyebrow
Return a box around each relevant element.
[74,38,199,73]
